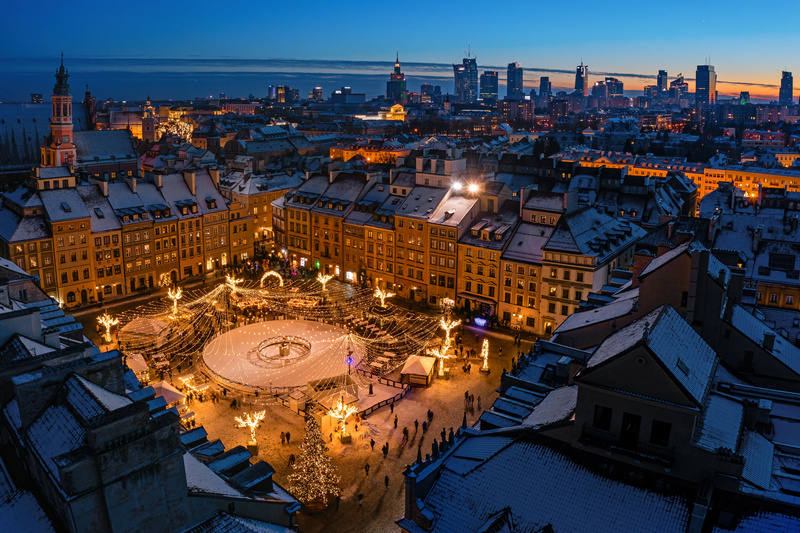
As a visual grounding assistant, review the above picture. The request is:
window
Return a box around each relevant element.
[466,281,472,292]
[549,286,557,296]
[593,405,612,431]
[770,294,778,303]
[504,292,511,303]
[477,283,483,295]
[575,291,582,301]
[61,272,68,284]
[489,286,494,297]
[563,270,570,280]
[526,317,535,327]
[465,264,472,273]
[516,295,523,306]
[550,268,557,278]
[528,297,535,308]
[649,420,672,447]
[561,305,569,315]
[576,272,584,282]
[787,295,795,305]
[562,288,570,299]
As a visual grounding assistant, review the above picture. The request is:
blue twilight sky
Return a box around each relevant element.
[1,0,798,102]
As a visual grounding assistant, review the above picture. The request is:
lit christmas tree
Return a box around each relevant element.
[288,415,340,507]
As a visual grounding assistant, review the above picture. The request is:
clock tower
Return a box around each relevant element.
[41,54,77,167]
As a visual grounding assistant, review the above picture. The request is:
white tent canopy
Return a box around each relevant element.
[126,353,148,374]
[151,380,185,406]
[121,317,170,336]
[401,356,436,383]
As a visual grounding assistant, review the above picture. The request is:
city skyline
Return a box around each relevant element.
[2,0,798,102]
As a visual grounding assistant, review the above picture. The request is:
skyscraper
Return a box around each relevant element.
[480,71,498,102]
[591,81,608,107]
[670,74,689,100]
[657,70,668,93]
[453,48,478,104]
[507,62,524,100]
[386,52,407,102]
[779,71,794,106]
[695,64,717,106]
[605,77,623,97]
[539,77,551,98]
[574,62,589,97]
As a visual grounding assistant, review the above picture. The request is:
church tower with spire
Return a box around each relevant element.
[41,55,77,167]
[386,50,407,102]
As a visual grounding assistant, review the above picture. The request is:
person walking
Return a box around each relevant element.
[477,396,482,410]
[288,454,295,466]
[285,431,291,444]
[370,438,375,451]
[402,427,409,442]
[414,419,419,432]
[394,414,398,429]
[357,493,364,511]
[364,463,370,476]
[280,432,286,446]
[384,475,389,490]
[390,402,394,414]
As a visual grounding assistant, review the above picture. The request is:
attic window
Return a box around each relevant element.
[164,208,170,217]
[676,359,690,376]
[61,202,71,213]
[132,213,139,221]
[123,215,129,223]
[94,208,104,218]
[191,205,198,213]
[141,212,148,220]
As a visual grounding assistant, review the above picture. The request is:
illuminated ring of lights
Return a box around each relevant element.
[250,335,312,368]
[202,319,363,392]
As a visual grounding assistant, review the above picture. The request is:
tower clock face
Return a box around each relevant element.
[62,135,70,143]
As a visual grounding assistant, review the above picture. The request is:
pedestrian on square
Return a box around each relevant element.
[364,463,370,476]
[414,419,419,432]
[280,432,285,445]
[286,431,291,444]
[288,454,295,466]
[402,427,409,442]
[390,402,394,414]
[384,475,389,490]
[394,414,398,428]
[370,438,375,451]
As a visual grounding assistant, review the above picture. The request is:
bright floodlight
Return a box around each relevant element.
[452,182,462,191]
[468,184,479,193]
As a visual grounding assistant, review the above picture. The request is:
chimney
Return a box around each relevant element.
[42,327,60,349]
[667,221,675,239]
[184,170,196,195]
[752,224,763,253]
[762,332,776,351]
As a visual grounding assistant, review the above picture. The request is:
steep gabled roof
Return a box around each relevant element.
[586,305,717,406]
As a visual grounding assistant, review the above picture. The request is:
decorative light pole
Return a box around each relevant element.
[97,311,119,344]
[428,345,451,377]
[167,286,183,316]
[317,272,334,291]
[374,287,395,308]
[327,396,358,441]
[235,410,266,446]
[260,270,284,288]
[480,338,490,373]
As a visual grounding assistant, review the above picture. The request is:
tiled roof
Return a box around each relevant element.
[730,305,800,375]
[587,305,717,406]
[740,429,774,491]
[692,393,744,452]
[556,290,638,333]
[522,386,577,427]
[422,436,689,533]
[178,511,293,533]
[26,404,85,482]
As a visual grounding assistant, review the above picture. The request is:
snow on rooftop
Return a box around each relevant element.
[640,241,692,278]
[740,429,774,491]
[66,375,132,421]
[711,511,800,533]
[26,404,85,482]
[183,453,243,498]
[424,437,688,533]
[522,386,577,427]
[730,305,800,374]
[178,511,294,533]
[588,305,717,406]
[692,393,743,452]
[556,292,639,333]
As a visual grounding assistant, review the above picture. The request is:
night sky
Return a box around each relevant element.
[2,0,797,102]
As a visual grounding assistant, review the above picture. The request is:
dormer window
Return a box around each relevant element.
[191,205,198,213]
[141,212,148,220]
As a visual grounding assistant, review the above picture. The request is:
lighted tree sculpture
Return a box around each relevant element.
[374,287,395,308]
[439,317,462,345]
[317,272,334,292]
[428,345,451,377]
[234,410,266,445]
[327,396,358,436]
[97,311,119,344]
[260,270,284,288]
[288,415,340,506]
[481,338,490,372]
[226,274,243,294]
[167,286,183,316]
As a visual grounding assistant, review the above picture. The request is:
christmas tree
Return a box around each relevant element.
[288,415,340,506]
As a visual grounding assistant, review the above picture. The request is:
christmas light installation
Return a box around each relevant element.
[226,274,244,294]
[374,287,395,308]
[439,317,461,345]
[327,395,358,436]
[480,338,490,372]
[428,344,451,377]
[317,272,334,292]
[234,410,266,445]
[167,286,183,316]
[288,415,340,507]
[260,270,284,288]
[97,311,119,343]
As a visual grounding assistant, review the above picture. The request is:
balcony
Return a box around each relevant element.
[580,425,675,467]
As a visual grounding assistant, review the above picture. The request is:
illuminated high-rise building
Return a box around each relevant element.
[574,62,589,97]
[479,71,498,102]
[312,87,323,102]
[507,62,524,100]
[779,71,794,106]
[386,51,407,102]
[539,77,551,98]
[669,74,689,99]
[453,46,478,103]
[695,64,717,106]
[657,70,668,92]
[605,77,623,97]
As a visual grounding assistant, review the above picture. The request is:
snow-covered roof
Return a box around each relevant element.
[178,511,294,533]
[522,385,577,427]
[740,429,774,491]
[151,380,185,405]
[0,458,55,533]
[76,185,121,233]
[500,222,552,265]
[26,404,85,482]
[730,305,800,375]
[711,510,800,533]
[400,355,436,376]
[556,290,639,333]
[587,305,717,406]
[544,207,647,264]
[692,393,743,452]
[419,436,689,532]
[73,130,136,164]
[640,240,692,278]
[39,188,90,222]
[65,375,132,422]
[183,453,243,498]
[396,186,449,220]
[121,317,169,336]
